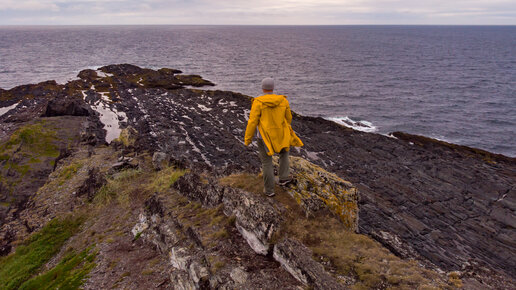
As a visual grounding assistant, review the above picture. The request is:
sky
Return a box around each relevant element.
[0,0,515,25]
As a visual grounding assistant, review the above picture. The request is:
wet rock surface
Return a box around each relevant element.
[0,64,514,288]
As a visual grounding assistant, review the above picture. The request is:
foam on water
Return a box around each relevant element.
[326,116,378,133]
[0,26,514,156]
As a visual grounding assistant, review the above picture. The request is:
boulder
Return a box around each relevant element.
[42,97,91,117]
[77,69,98,80]
[283,156,359,231]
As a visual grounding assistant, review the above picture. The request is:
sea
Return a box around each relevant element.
[0,25,515,157]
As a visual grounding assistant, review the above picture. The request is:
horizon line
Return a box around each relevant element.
[1,24,515,27]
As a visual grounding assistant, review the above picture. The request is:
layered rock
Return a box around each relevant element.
[174,172,284,256]
[0,64,514,288]
[170,169,353,289]
[273,239,342,290]
[132,194,302,289]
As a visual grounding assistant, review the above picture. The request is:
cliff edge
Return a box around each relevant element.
[0,64,514,289]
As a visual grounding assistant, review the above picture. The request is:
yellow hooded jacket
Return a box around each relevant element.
[244,94,303,156]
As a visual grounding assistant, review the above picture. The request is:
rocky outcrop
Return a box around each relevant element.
[42,97,91,117]
[171,164,363,289]
[174,173,284,255]
[76,167,106,201]
[283,156,359,231]
[132,194,301,289]
[1,64,514,288]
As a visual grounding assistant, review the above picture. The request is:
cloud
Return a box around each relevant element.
[0,0,515,25]
[1,0,60,12]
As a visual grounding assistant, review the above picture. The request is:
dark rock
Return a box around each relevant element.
[109,159,138,173]
[0,229,14,256]
[80,115,107,146]
[99,64,144,76]
[392,131,516,164]
[175,74,215,87]
[77,69,99,80]
[173,173,224,207]
[76,168,106,201]
[158,68,182,75]
[53,147,72,171]
[42,97,91,117]
[0,80,63,101]
[273,238,343,289]
[152,152,169,171]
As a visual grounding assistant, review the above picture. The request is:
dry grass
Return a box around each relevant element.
[94,166,186,207]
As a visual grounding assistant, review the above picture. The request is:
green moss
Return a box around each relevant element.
[3,123,58,155]
[113,127,138,148]
[18,247,96,290]
[0,122,60,189]
[0,215,84,290]
[28,157,41,164]
[146,167,186,193]
[57,162,83,185]
[93,167,185,207]
[133,231,142,241]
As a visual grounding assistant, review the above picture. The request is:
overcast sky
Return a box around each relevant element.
[1,0,515,25]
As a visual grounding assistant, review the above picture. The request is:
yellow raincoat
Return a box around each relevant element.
[244,94,303,155]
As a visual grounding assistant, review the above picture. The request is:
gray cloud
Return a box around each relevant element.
[0,0,515,25]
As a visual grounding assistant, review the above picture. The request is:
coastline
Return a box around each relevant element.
[0,64,514,288]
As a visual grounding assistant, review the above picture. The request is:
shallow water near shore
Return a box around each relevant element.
[0,25,515,156]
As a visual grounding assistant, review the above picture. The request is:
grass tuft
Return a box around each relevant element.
[146,167,186,193]
[18,247,96,290]
[0,215,84,290]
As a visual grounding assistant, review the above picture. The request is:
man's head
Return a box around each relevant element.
[261,77,274,94]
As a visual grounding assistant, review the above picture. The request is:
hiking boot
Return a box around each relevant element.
[264,190,275,197]
[278,177,294,187]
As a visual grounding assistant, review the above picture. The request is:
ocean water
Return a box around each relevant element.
[0,25,515,156]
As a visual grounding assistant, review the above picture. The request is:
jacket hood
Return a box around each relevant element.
[256,94,285,108]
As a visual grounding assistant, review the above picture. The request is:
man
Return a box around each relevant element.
[244,77,303,197]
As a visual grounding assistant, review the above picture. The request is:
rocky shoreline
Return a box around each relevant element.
[0,64,514,289]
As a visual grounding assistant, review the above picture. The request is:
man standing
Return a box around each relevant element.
[244,77,303,197]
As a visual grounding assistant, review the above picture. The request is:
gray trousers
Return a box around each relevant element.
[257,139,289,194]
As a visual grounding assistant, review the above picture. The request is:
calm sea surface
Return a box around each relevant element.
[0,25,515,156]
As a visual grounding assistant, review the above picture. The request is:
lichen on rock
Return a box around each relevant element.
[279,156,359,231]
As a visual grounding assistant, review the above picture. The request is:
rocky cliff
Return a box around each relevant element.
[0,64,514,289]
